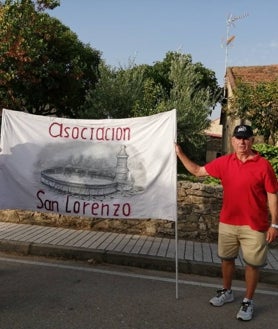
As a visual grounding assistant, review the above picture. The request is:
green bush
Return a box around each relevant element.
[253,143,278,177]
[177,174,221,185]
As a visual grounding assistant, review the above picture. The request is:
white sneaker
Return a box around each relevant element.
[236,300,254,321]
[209,288,234,307]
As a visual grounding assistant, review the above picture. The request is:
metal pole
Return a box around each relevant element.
[175,216,179,299]
[223,13,249,97]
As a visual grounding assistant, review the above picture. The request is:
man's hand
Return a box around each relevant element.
[266,227,278,244]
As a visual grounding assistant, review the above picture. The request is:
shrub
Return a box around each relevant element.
[253,143,278,177]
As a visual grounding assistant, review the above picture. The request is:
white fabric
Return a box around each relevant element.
[0,109,177,221]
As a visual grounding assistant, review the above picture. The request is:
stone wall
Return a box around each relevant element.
[0,181,222,242]
[176,181,222,241]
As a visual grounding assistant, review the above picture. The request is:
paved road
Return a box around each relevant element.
[0,253,278,329]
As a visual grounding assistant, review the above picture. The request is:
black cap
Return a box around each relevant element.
[233,125,254,138]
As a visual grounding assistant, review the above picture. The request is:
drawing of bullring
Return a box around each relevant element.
[37,143,145,199]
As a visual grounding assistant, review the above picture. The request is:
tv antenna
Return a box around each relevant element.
[223,12,249,94]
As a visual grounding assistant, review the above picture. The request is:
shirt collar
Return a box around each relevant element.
[232,150,260,162]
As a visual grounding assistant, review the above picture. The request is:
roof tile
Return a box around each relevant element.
[226,64,278,90]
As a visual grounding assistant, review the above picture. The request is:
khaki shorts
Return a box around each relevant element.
[218,222,268,267]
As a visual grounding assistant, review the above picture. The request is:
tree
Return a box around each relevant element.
[0,0,101,117]
[151,52,221,107]
[82,52,221,161]
[80,61,145,119]
[158,52,222,160]
[229,80,278,145]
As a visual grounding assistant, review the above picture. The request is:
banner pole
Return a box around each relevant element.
[173,108,178,300]
[175,217,179,299]
[175,156,178,300]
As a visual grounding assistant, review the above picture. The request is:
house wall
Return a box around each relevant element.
[206,136,222,162]
[205,118,222,161]
[222,65,278,153]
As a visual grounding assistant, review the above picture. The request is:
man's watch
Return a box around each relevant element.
[271,223,278,229]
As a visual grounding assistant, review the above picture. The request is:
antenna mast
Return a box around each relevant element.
[224,13,249,96]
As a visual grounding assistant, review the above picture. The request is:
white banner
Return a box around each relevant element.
[0,109,177,221]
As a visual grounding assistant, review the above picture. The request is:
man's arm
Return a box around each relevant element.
[175,144,209,177]
[266,192,278,243]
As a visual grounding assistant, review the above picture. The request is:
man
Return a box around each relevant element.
[176,125,278,321]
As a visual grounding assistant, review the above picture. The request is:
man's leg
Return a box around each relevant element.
[209,223,238,306]
[244,265,259,299]
[209,259,235,306]
[235,265,259,321]
[222,259,235,290]
[239,226,266,299]
[236,225,265,321]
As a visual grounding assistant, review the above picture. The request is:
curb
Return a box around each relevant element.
[0,239,277,285]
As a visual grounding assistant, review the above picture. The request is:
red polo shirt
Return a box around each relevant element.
[205,151,278,231]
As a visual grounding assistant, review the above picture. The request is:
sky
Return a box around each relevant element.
[49,0,278,119]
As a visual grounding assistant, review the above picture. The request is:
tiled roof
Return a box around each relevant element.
[226,64,278,90]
